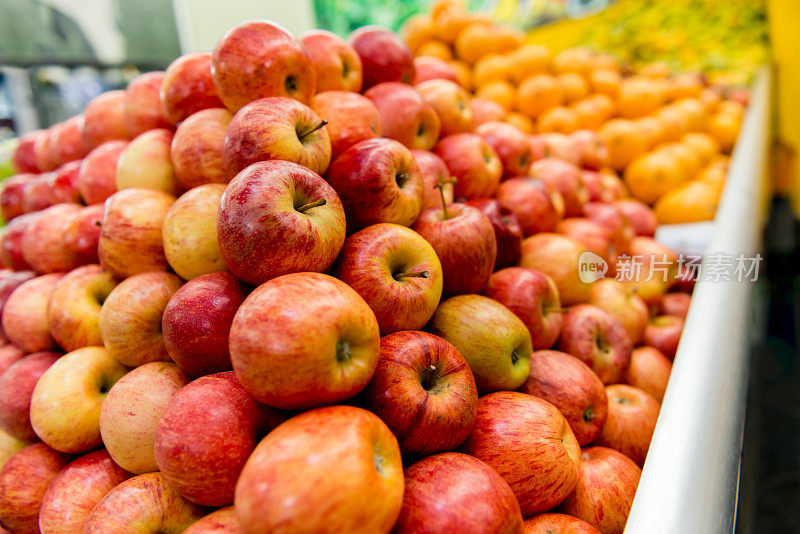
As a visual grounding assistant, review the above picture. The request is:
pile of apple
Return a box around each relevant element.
[0,15,694,534]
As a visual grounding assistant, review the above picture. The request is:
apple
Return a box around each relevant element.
[496,178,562,236]
[616,237,679,306]
[394,452,523,534]
[82,472,206,533]
[81,90,130,149]
[334,224,443,335]
[595,384,659,466]
[30,347,127,454]
[327,138,423,230]
[580,170,626,204]
[99,272,183,368]
[530,158,588,217]
[0,352,61,442]
[212,20,316,112]
[217,160,345,285]
[184,507,240,534]
[471,98,506,127]
[519,233,591,305]
[116,128,182,195]
[33,130,57,172]
[476,121,534,178]
[466,199,522,269]
[571,129,609,170]
[124,71,173,136]
[523,513,600,534]
[163,184,227,280]
[413,202,497,296]
[99,362,189,474]
[47,161,82,205]
[643,315,684,359]
[661,292,691,319]
[62,204,104,267]
[311,91,381,159]
[78,140,127,204]
[223,97,331,178]
[409,151,452,211]
[416,79,473,136]
[582,202,634,256]
[626,346,672,403]
[435,133,503,200]
[557,218,613,265]
[674,266,696,293]
[0,174,31,222]
[155,372,279,507]
[0,429,28,473]
[38,449,132,534]
[461,391,581,516]
[0,443,70,534]
[412,56,460,85]
[170,108,232,189]
[161,52,224,124]
[613,199,657,237]
[300,30,363,92]
[2,274,64,353]
[365,82,440,150]
[12,131,42,174]
[48,116,87,166]
[162,272,247,377]
[230,272,379,410]
[349,26,415,88]
[0,212,38,271]
[430,295,532,393]
[363,331,477,455]
[21,173,56,214]
[588,279,648,344]
[0,272,37,327]
[558,305,632,385]
[20,203,82,274]
[540,133,581,166]
[0,345,24,377]
[47,264,118,352]
[98,188,175,279]
[234,405,404,534]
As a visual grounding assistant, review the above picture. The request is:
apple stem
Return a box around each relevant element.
[94,220,102,227]
[296,198,327,213]
[394,270,429,280]
[434,176,457,219]
[298,119,328,140]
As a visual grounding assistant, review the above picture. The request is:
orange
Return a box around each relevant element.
[472,54,510,88]
[639,61,671,79]
[588,69,621,97]
[593,53,621,72]
[599,119,648,171]
[508,45,551,82]
[505,112,534,134]
[698,88,722,114]
[435,7,485,44]
[448,60,472,89]
[557,72,589,103]
[552,47,594,75]
[454,23,523,64]
[516,74,564,118]
[617,77,665,119]
[537,106,580,134]
[571,98,606,130]
[696,162,727,188]
[654,181,719,224]
[672,98,709,131]
[590,94,617,122]
[417,40,453,61]
[707,111,742,152]
[717,100,745,119]
[624,150,688,204]
[402,15,436,54]
[655,105,689,142]
[657,142,703,179]
[636,116,667,149]
[475,80,516,112]
[681,132,720,165]
[665,73,703,100]
[431,0,462,20]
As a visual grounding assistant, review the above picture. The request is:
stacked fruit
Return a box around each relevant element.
[0,12,697,534]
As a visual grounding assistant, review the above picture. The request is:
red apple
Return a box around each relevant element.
[349,26,415,89]
[365,82,440,150]
[411,150,454,210]
[0,345,24,377]
[78,140,127,205]
[170,108,232,189]
[33,129,57,172]
[643,315,684,359]
[595,384,660,467]
[661,292,691,319]
[523,513,600,533]
[48,116,87,166]
[116,128,182,195]
[476,121,534,178]
[161,52,224,124]
[530,158,588,217]
[217,160,345,285]
[62,204,104,267]
[540,133,581,166]
[617,236,679,306]
[394,452,523,534]
[461,391,581,516]
[0,212,38,271]
[0,271,37,326]
[12,132,42,174]
[588,279,648,345]
[416,79,473,136]
[311,91,381,159]
[20,173,55,214]
[471,98,506,127]
[363,331,477,455]
[184,507,240,534]
[557,218,613,263]
[124,71,173,136]
[0,174,32,222]
[2,274,64,353]
[21,203,82,274]
[614,199,657,237]
[212,20,316,112]
[571,129,609,170]
[674,266,696,293]
[0,351,61,442]
[580,170,626,203]
[519,233,591,305]
[496,177,562,236]
[300,30,363,93]
[435,133,503,200]
[81,91,130,149]
[625,346,672,403]
[412,56,460,85]
[466,199,522,269]
[47,161,82,205]
[582,202,634,256]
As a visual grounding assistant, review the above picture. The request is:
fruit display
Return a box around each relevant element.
[2,1,749,532]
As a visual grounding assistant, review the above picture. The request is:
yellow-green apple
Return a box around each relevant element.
[0,174,32,221]
[2,274,64,353]
[334,224,443,334]
[558,304,632,384]
[0,213,38,271]
[582,202,634,257]
[124,72,173,136]
[33,130,57,172]
[78,140,126,204]
[326,138,423,230]
[0,429,28,472]
[363,331,477,455]
[465,199,522,269]
[616,237,679,306]
[223,97,331,178]
[162,272,247,377]
[412,56,460,85]
[530,158,588,217]
[80,91,130,150]
[161,52,224,124]
[430,295,532,393]
[155,372,281,507]
[393,452,523,534]
[170,108,232,189]
[625,346,672,403]
[571,129,609,171]
[557,218,613,265]
[540,133,581,166]
[99,362,188,474]
[411,150,454,210]
[47,265,117,351]
[48,161,82,205]
[589,279,648,344]
[595,384,659,466]
[234,405,404,534]
[311,91,381,159]
[461,391,581,516]
[364,82,440,150]
[0,443,70,534]
[184,507,240,534]
[413,202,496,295]
[485,268,562,350]
[435,133,502,200]
[349,26,415,89]
[0,345,24,376]
[38,449,131,534]
[519,233,591,305]
[82,472,206,534]
[471,98,506,126]
[0,352,60,442]
[48,116,87,166]
[12,131,42,173]
[416,79,473,135]
[211,20,316,112]
[519,350,608,446]
[99,271,183,367]
[116,129,182,195]
[216,160,345,285]
[476,121,533,178]
[230,272,379,410]
[98,188,175,279]
[30,347,127,453]
[643,315,684,359]
[523,513,600,534]
[21,203,82,274]
[300,30,363,92]
[62,204,104,267]
[613,199,657,237]
[163,184,226,280]
[661,292,691,319]
[559,447,641,534]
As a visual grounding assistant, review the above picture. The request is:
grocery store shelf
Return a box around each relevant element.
[625,67,771,534]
